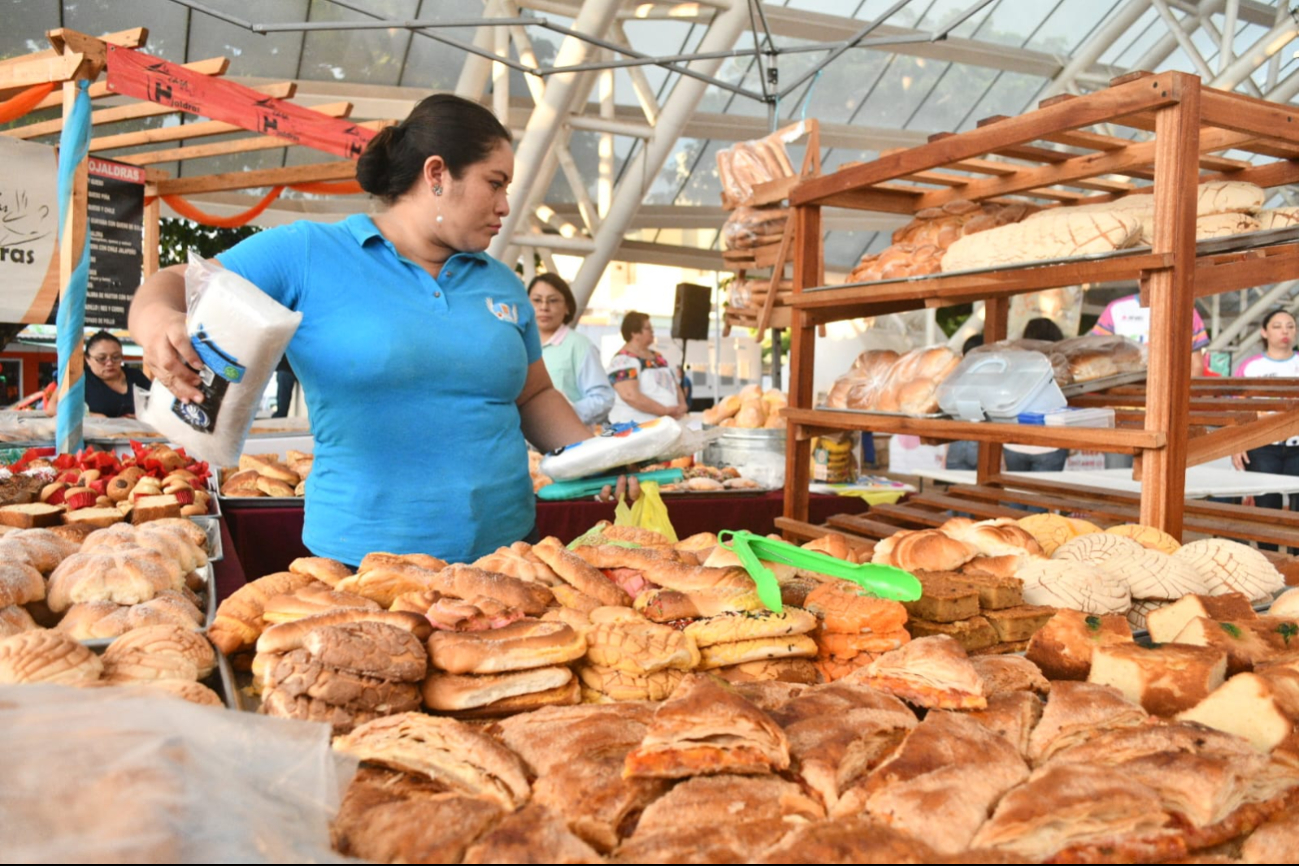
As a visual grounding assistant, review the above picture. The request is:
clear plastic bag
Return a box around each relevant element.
[721,206,789,251]
[0,685,354,863]
[139,254,302,468]
[1054,334,1147,382]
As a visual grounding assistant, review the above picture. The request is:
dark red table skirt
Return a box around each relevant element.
[219,491,868,592]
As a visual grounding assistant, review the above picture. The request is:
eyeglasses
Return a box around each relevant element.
[88,354,123,364]
[531,296,566,307]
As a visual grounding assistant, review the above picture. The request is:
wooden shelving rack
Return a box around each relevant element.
[721,120,820,338]
[779,71,1299,541]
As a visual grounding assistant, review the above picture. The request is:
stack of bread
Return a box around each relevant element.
[579,607,699,702]
[848,199,1037,283]
[0,624,224,706]
[701,383,786,428]
[941,180,1267,273]
[723,277,772,315]
[805,579,910,681]
[40,520,211,640]
[256,609,431,733]
[220,451,313,498]
[721,206,788,251]
[716,133,795,205]
[1258,205,1299,230]
[826,345,961,416]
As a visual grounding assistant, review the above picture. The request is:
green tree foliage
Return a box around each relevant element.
[158,218,260,267]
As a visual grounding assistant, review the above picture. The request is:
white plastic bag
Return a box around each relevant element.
[540,417,683,480]
[140,254,302,468]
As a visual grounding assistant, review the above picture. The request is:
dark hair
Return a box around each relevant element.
[621,311,650,342]
[528,273,577,325]
[1261,308,1295,330]
[85,330,121,354]
[1022,317,1065,342]
[961,333,984,355]
[356,94,512,204]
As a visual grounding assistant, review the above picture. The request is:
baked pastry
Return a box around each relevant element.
[873,529,978,572]
[1174,537,1285,603]
[959,690,1044,760]
[462,802,603,865]
[0,604,40,638]
[208,570,319,653]
[1146,592,1256,644]
[333,712,532,809]
[1171,615,1299,674]
[335,561,441,608]
[902,572,981,623]
[302,620,428,682]
[255,608,432,654]
[1104,523,1181,554]
[1177,666,1299,752]
[427,563,554,615]
[577,664,687,702]
[623,672,790,778]
[941,210,1143,272]
[1088,642,1227,716]
[1103,547,1208,601]
[971,654,1050,697]
[1269,587,1299,619]
[0,528,80,573]
[133,678,224,707]
[0,562,43,608]
[531,538,631,606]
[264,648,421,713]
[859,712,1030,854]
[696,634,818,669]
[754,816,939,864]
[585,619,701,674]
[804,580,910,634]
[45,547,184,613]
[1025,608,1134,680]
[1017,558,1131,615]
[287,556,352,587]
[471,543,561,586]
[261,585,380,625]
[1016,512,1099,556]
[100,624,215,682]
[849,634,987,710]
[0,629,102,684]
[907,616,998,652]
[712,658,820,685]
[427,618,585,674]
[422,665,575,712]
[1053,530,1146,564]
[1027,680,1147,765]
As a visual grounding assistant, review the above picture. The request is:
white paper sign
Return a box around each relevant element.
[0,137,60,323]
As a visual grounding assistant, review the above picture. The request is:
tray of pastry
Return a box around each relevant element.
[1060,370,1148,397]
[659,485,770,496]
[217,492,303,508]
[814,405,946,419]
[76,562,217,650]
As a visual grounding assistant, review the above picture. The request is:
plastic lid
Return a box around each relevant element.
[937,350,1066,421]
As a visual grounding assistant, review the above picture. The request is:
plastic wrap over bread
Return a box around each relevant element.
[970,339,1072,386]
[139,255,302,468]
[1053,334,1146,383]
[825,349,899,410]
[716,127,798,204]
[721,206,789,251]
[828,346,960,416]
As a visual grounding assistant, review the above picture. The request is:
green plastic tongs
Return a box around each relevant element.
[716,529,923,613]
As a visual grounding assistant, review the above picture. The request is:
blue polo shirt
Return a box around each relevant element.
[218,214,540,565]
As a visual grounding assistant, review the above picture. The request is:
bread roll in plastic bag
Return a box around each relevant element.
[139,254,302,468]
[539,416,683,481]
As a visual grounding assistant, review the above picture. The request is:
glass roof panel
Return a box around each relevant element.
[1101,8,1163,68]
[297,0,420,85]
[906,63,995,132]
[914,0,996,38]
[64,0,191,61]
[1022,0,1120,55]
[404,0,494,91]
[673,139,725,206]
[1,0,61,60]
[854,54,948,128]
[186,0,308,80]
[824,228,875,272]
[950,70,1049,131]
[646,137,706,205]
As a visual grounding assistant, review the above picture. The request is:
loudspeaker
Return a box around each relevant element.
[671,282,711,341]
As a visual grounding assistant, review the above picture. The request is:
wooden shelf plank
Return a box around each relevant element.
[783,408,1166,452]
[1185,408,1299,467]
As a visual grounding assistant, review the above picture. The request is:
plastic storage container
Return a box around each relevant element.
[936,349,1067,422]
[1019,407,1116,427]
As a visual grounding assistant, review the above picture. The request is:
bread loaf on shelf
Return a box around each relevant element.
[941,210,1143,273]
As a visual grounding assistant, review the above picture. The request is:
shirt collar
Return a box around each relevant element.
[544,324,571,347]
[344,214,491,266]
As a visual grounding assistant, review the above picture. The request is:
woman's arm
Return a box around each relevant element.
[613,379,684,419]
[517,359,592,451]
[570,345,615,425]
[127,264,204,403]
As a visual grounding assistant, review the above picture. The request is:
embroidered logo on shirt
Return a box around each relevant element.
[486,297,518,323]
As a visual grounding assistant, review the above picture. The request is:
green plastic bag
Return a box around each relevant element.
[614,480,678,543]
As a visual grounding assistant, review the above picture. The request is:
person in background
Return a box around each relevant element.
[43,331,151,419]
[129,94,592,565]
[1092,293,1210,469]
[944,333,983,471]
[1232,309,1299,549]
[1003,317,1070,473]
[527,272,614,427]
[607,311,688,424]
[273,354,297,418]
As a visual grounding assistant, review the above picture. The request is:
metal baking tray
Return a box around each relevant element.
[78,562,216,650]
[814,227,1299,294]
[814,404,946,419]
[1060,370,1148,397]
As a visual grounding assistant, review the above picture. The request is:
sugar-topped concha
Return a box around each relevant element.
[1104,524,1181,556]
[1018,558,1131,615]
[1103,547,1208,602]
[1173,538,1284,604]
[1052,532,1145,565]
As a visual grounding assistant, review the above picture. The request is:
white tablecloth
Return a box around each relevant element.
[906,465,1299,499]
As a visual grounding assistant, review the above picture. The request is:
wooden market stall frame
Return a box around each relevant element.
[778,71,1299,540]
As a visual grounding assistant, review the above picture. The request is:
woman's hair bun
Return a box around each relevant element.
[356,126,400,198]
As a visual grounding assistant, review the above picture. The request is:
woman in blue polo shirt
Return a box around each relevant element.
[128,95,592,565]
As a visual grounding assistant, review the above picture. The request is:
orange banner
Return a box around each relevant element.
[161,187,286,228]
[0,83,55,124]
[106,46,375,161]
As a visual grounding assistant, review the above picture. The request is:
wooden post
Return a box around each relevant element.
[784,202,822,529]
[977,295,1010,481]
[142,184,160,278]
[1141,73,1201,537]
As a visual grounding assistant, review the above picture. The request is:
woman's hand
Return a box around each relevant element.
[596,474,640,503]
[128,265,204,403]
[1232,451,1250,471]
